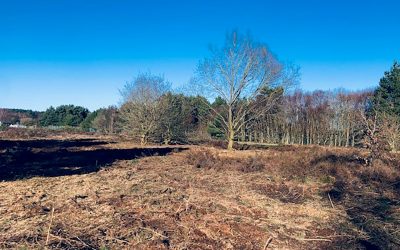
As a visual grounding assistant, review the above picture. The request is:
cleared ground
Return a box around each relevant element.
[0,131,399,249]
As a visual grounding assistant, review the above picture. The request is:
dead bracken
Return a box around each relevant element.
[0,134,399,249]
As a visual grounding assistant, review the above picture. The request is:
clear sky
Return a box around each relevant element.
[0,0,399,111]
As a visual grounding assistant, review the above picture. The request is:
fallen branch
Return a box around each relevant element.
[300,238,332,242]
[263,237,273,249]
[328,193,335,208]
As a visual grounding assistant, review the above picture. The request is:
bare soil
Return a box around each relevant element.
[0,132,399,249]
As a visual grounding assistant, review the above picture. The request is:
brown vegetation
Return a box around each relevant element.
[0,134,399,249]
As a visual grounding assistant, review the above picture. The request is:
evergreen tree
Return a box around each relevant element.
[39,106,58,126]
[186,95,210,133]
[156,93,188,144]
[81,110,99,131]
[39,105,89,127]
[373,61,400,116]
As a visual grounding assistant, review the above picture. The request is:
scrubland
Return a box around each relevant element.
[0,129,399,249]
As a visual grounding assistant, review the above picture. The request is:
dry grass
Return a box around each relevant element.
[0,135,399,249]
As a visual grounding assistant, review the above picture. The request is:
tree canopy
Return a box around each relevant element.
[39,105,89,127]
[373,61,400,116]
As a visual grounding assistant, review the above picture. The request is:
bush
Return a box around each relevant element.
[185,148,265,173]
[186,149,220,169]
[0,124,7,131]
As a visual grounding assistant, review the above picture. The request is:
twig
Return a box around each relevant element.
[185,195,191,212]
[105,236,129,244]
[263,237,273,249]
[139,227,168,239]
[328,193,334,208]
[45,206,55,246]
[47,234,72,246]
[50,234,96,250]
[300,238,332,242]
[75,236,95,249]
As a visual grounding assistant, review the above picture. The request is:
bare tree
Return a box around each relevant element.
[0,109,7,122]
[93,106,118,134]
[194,31,298,150]
[360,106,383,166]
[120,73,170,145]
[243,89,371,147]
[379,112,400,152]
[0,108,19,125]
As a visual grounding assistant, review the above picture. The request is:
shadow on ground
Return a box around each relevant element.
[0,139,187,181]
[309,153,400,250]
[0,138,112,150]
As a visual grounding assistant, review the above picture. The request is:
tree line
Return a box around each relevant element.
[0,108,41,126]
[2,31,399,152]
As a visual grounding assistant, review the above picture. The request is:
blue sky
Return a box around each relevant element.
[0,0,399,111]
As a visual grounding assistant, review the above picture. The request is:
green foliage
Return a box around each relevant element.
[0,123,7,131]
[207,121,225,139]
[154,93,211,144]
[39,105,90,127]
[207,97,228,139]
[373,61,400,116]
[186,95,210,132]
[39,106,57,126]
[212,96,227,107]
[80,110,99,131]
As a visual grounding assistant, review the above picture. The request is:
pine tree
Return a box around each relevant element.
[373,61,400,116]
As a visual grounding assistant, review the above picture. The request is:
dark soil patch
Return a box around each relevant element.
[0,138,187,181]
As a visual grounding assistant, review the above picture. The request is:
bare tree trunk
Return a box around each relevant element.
[140,134,147,146]
[333,132,337,147]
[110,112,114,134]
[227,108,234,150]
[227,129,234,150]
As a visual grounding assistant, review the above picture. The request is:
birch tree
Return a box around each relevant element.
[194,31,298,150]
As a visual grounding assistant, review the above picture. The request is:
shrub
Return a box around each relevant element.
[185,149,265,172]
[185,149,220,169]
